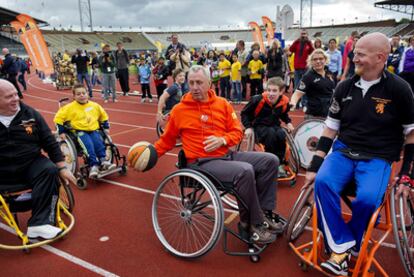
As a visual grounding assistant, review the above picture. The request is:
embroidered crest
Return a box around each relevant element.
[329,98,340,114]
[20,118,36,135]
[371,97,391,114]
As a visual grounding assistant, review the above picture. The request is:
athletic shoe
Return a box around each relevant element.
[113,99,118,103]
[263,212,285,234]
[321,252,350,276]
[101,160,116,171]
[141,98,146,103]
[149,98,153,103]
[350,247,359,258]
[123,92,129,96]
[250,223,276,244]
[89,165,99,178]
[27,224,63,239]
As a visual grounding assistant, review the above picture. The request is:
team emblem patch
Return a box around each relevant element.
[20,118,36,135]
[372,97,391,114]
[329,98,340,114]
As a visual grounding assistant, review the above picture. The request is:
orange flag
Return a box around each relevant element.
[262,16,275,47]
[248,21,265,53]
[14,14,54,74]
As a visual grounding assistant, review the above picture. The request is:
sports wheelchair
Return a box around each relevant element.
[56,98,127,189]
[286,166,404,276]
[152,150,287,262]
[0,180,75,252]
[156,111,182,147]
[237,127,300,187]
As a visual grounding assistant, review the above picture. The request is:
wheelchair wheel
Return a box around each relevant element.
[237,131,255,152]
[391,187,414,276]
[59,136,78,175]
[283,128,300,176]
[286,184,314,242]
[156,113,182,147]
[152,169,224,259]
[59,182,75,212]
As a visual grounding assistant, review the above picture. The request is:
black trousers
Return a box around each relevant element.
[250,78,263,97]
[219,76,231,100]
[241,75,248,100]
[0,155,60,226]
[255,125,286,163]
[156,83,167,99]
[7,73,23,98]
[117,68,130,94]
[141,83,152,99]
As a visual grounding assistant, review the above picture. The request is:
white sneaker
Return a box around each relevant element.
[101,160,116,171]
[89,165,99,178]
[141,98,146,103]
[27,224,63,239]
[149,98,153,103]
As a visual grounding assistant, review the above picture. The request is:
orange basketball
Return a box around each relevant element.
[127,141,158,172]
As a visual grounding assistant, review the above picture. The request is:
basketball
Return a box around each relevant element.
[127,141,158,172]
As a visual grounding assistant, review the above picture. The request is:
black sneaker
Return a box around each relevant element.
[250,223,277,244]
[321,252,350,276]
[263,212,285,234]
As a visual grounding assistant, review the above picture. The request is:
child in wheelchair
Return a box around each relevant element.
[54,84,115,178]
[241,77,294,177]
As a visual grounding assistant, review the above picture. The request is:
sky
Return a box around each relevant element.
[0,0,407,31]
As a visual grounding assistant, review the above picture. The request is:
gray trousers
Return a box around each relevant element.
[102,73,117,100]
[196,151,279,225]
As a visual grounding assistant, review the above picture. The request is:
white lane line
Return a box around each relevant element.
[0,223,119,277]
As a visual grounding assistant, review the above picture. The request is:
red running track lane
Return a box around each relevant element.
[0,75,406,277]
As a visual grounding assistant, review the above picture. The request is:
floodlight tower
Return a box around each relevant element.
[78,0,93,32]
[300,0,313,27]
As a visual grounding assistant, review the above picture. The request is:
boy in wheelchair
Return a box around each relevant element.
[153,65,285,244]
[54,84,115,178]
[241,77,294,177]
[0,79,76,239]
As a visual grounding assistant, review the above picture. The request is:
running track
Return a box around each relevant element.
[0,75,406,276]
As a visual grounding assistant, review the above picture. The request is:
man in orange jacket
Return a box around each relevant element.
[154,65,282,244]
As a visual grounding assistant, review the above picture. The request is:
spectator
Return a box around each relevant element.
[17,57,28,91]
[266,39,286,79]
[341,35,360,81]
[1,48,22,99]
[71,48,93,97]
[237,40,249,100]
[218,52,231,100]
[248,50,265,96]
[387,35,404,74]
[165,34,189,74]
[326,38,342,85]
[115,42,130,96]
[152,57,169,99]
[399,35,414,91]
[230,53,242,103]
[138,59,153,103]
[342,31,359,69]
[90,52,101,87]
[98,44,117,103]
[314,38,323,49]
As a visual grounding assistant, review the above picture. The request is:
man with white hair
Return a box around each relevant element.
[305,32,414,275]
[1,48,23,98]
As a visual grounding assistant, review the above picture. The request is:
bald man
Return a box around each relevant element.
[303,32,414,275]
[0,79,76,239]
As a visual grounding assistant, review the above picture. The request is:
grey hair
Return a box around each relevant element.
[188,65,211,81]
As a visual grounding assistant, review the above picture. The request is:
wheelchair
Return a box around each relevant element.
[237,127,300,187]
[56,98,127,189]
[0,180,75,252]
[152,150,287,262]
[287,166,399,276]
[156,111,182,147]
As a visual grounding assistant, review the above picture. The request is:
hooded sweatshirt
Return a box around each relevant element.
[155,89,243,161]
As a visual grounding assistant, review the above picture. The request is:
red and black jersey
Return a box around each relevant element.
[241,92,291,129]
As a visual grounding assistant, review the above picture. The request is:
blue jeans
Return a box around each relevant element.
[314,140,391,253]
[77,131,106,166]
[102,73,117,101]
[232,81,242,102]
[294,69,307,107]
[77,72,93,97]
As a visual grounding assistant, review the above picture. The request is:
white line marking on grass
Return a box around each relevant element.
[0,223,119,277]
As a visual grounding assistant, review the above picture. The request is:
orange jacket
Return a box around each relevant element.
[155,89,243,160]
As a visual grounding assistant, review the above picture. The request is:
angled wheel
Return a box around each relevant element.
[59,182,75,212]
[286,183,314,242]
[391,187,414,276]
[58,135,78,175]
[152,169,224,259]
[283,128,300,176]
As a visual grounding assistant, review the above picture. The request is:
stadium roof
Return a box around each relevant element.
[0,6,48,26]
[375,0,414,19]
[375,0,414,4]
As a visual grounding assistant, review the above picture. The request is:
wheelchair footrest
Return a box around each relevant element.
[94,167,122,179]
[222,225,268,257]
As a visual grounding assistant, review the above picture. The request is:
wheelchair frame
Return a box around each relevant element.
[288,166,397,276]
[152,150,285,262]
[0,182,75,251]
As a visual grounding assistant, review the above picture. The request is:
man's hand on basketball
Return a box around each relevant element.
[203,136,225,152]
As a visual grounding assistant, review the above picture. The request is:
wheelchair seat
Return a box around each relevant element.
[0,184,33,213]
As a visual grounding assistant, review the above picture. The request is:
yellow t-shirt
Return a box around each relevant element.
[218,59,231,78]
[248,59,264,79]
[288,53,295,72]
[54,101,109,131]
[231,61,241,81]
